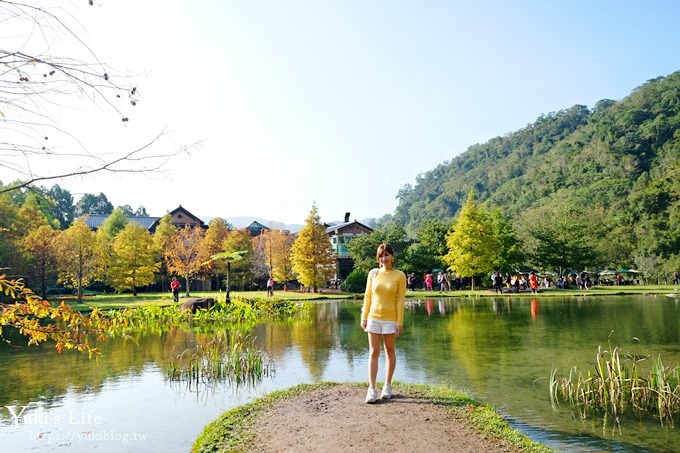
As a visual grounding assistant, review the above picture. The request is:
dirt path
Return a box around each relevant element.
[248,384,521,452]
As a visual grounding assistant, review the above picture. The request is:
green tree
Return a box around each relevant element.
[47,184,75,229]
[416,219,450,258]
[118,205,135,215]
[443,192,497,290]
[401,219,449,274]
[519,205,600,276]
[347,221,410,273]
[53,219,98,303]
[74,193,114,217]
[101,208,129,240]
[108,223,158,295]
[291,204,335,292]
[488,208,525,273]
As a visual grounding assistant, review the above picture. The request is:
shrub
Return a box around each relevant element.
[341,269,368,293]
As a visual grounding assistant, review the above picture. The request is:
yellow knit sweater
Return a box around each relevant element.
[361,268,406,326]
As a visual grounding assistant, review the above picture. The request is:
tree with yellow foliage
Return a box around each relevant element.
[291,204,335,292]
[164,225,206,297]
[222,229,253,290]
[0,273,107,356]
[152,214,178,290]
[267,229,296,290]
[443,191,497,290]
[200,218,231,287]
[108,223,159,295]
[23,225,59,299]
[53,219,98,303]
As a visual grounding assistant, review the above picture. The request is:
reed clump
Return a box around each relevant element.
[550,342,680,426]
[166,331,272,386]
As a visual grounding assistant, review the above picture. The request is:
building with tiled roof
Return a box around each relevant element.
[326,212,373,282]
[82,205,206,233]
[245,220,270,237]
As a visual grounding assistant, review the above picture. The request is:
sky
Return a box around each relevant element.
[4,0,680,226]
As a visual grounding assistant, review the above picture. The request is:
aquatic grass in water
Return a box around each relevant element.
[550,342,680,427]
[166,331,273,387]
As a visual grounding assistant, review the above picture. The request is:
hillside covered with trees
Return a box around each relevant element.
[394,71,680,277]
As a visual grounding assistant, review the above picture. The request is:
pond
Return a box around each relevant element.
[1,295,680,452]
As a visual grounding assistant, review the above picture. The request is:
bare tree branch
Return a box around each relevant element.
[0,0,182,192]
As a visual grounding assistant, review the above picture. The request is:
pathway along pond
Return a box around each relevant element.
[1,295,680,452]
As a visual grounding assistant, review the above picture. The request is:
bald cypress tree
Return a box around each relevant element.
[291,204,335,292]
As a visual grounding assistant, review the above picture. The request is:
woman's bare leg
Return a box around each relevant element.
[367,332,382,388]
[382,333,397,384]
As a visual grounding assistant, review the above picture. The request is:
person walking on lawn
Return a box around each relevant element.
[170,276,181,302]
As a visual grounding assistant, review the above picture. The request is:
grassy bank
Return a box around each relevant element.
[191,381,555,453]
[54,285,680,311]
[56,290,354,311]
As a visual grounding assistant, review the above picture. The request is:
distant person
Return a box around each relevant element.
[528,272,539,295]
[170,276,181,302]
[407,273,414,291]
[267,277,274,297]
[441,272,450,291]
[493,271,503,294]
[557,276,565,289]
[583,273,592,290]
[674,271,679,285]
[360,243,406,403]
[425,273,433,291]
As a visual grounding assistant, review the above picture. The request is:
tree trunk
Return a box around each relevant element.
[225,262,231,303]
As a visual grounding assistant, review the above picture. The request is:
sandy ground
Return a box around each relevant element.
[248,384,518,452]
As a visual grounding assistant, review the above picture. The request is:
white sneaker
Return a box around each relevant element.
[365,387,378,403]
[381,383,393,399]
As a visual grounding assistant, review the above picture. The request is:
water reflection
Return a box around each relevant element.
[2,296,680,452]
[531,298,539,319]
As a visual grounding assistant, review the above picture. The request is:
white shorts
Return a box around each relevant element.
[364,319,397,334]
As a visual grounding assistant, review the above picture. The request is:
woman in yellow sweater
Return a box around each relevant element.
[360,243,406,403]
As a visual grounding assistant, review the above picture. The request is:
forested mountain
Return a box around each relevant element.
[395,71,680,275]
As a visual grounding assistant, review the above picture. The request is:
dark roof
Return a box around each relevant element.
[80,206,205,232]
[82,214,160,230]
[326,220,373,234]
[169,205,205,227]
[247,220,269,231]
